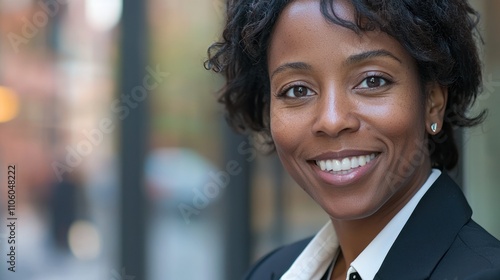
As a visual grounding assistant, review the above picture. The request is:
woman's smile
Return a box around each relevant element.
[309,151,380,186]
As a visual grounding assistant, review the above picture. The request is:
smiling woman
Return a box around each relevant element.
[206,0,500,279]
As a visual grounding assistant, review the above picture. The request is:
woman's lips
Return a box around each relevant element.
[309,152,380,186]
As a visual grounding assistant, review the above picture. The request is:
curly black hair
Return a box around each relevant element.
[205,0,486,170]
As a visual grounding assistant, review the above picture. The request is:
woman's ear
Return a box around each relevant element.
[425,82,448,135]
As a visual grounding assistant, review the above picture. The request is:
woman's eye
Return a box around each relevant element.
[283,86,314,98]
[358,76,388,89]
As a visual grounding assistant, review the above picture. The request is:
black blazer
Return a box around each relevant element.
[244,172,500,279]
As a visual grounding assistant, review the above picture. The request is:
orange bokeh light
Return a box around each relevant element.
[0,86,19,123]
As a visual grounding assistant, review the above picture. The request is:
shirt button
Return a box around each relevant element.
[349,272,362,280]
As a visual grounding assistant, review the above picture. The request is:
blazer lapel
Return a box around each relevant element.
[375,172,472,280]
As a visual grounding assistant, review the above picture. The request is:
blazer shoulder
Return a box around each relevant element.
[432,219,500,278]
[456,220,500,266]
[243,237,312,280]
[466,268,500,280]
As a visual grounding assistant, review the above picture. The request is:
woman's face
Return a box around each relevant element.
[268,0,438,220]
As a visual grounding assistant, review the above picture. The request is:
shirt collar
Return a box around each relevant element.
[281,220,339,280]
[281,169,441,280]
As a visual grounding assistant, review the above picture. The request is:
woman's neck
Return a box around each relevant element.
[330,166,432,272]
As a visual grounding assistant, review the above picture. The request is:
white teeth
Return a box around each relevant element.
[319,160,326,170]
[351,157,359,169]
[326,160,333,171]
[315,153,377,173]
[341,158,350,171]
[332,160,342,172]
[359,156,366,166]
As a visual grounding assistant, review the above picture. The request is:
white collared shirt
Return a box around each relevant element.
[281,169,441,280]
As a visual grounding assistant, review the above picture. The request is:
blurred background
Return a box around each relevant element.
[0,0,498,279]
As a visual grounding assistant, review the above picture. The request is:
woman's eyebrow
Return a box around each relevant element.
[270,50,400,78]
[345,49,402,66]
[270,62,312,79]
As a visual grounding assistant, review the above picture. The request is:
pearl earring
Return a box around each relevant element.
[431,123,438,133]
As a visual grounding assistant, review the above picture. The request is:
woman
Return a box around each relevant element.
[206,0,500,279]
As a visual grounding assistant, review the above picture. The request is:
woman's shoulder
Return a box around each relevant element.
[455,219,500,265]
[243,237,313,280]
[431,219,500,278]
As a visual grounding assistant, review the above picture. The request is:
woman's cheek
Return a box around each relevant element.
[270,113,291,152]
[271,109,306,152]
[364,96,423,139]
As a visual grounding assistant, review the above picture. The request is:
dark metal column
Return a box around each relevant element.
[271,155,285,244]
[223,123,253,280]
[119,0,149,279]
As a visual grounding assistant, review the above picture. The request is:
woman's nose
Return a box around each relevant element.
[311,88,361,138]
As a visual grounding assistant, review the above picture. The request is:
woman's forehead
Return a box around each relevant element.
[267,0,412,74]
